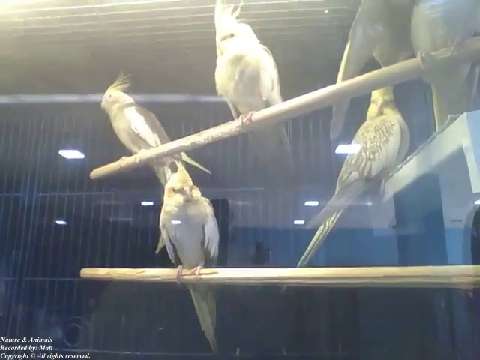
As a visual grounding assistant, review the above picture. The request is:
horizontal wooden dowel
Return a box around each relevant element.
[90,37,480,180]
[80,265,480,288]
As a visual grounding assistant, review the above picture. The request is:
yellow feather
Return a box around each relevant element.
[106,73,131,93]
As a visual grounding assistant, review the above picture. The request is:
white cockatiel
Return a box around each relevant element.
[156,163,219,352]
[298,87,409,267]
[411,0,480,130]
[101,74,210,186]
[331,0,415,142]
[214,0,294,177]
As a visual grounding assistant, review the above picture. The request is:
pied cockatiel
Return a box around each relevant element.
[298,87,409,266]
[101,75,210,186]
[214,0,294,177]
[156,163,219,352]
[331,0,415,142]
[411,0,480,130]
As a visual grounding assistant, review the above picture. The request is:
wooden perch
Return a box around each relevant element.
[90,36,480,180]
[80,265,480,289]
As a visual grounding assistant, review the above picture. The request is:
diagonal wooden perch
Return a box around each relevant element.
[80,265,480,288]
[90,36,480,180]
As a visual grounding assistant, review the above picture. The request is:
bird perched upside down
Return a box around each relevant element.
[214,0,294,178]
[298,87,410,267]
[101,74,210,186]
[156,163,219,352]
[331,0,415,142]
[411,0,480,130]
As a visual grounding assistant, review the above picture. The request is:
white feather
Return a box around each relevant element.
[125,106,161,147]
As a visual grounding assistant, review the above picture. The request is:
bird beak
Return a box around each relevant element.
[183,186,192,198]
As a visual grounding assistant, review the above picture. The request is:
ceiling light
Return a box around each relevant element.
[335,144,361,155]
[141,201,155,206]
[324,9,329,14]
[304,200,320,207]
[171,219,182,225]
[58,149,85,159]
[293,219,305,225]
[55,219,67,225]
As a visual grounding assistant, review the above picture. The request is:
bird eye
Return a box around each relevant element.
[220,33,235,41]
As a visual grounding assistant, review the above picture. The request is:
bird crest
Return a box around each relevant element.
[214,0,243,32]
[175,163,194,186]
[106,73,131,94]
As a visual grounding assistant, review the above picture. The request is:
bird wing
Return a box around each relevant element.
[258,45,283,106]
[124,105,169,148]
[202,200,220,266]
[332,0,388,141]
[157,211,181,265]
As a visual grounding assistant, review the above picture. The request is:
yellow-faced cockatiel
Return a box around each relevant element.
[156,163,219,351]
[214,0,294,177]
[101,74,210,186]
[331,0,415,142]
[411,0,480,130]
[297,87,410,266]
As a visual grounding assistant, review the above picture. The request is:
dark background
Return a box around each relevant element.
[0,0,479,359]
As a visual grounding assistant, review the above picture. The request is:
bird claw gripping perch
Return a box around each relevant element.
[418,43,461,83]
[176,265,184,283]
[239,112,255,125]
[176,265,204,283]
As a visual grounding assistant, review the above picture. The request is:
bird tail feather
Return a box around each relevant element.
[188,284,217,352]
[152,164,169,186]
[297,210,343,267]
[249,125,294,179]
[181,153,211,174]
[306,180,366,229]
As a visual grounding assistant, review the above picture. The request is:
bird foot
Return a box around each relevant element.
[239,112,255,126]
[418,43,461,83]
[135,149,149,164]
[192,265,203,277]
[176,265,184,283]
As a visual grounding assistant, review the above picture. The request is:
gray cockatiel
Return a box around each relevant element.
[411,0,480,130]
[156,163,219,351]
[214,0,294,177]
[298,87,409,266]
[101,75,210,186]
[331,0,415,142]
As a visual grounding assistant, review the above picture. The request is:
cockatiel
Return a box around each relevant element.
[298,87,409,267]
[101,74,210,186]
[331,0,415,142]
[156,163,219,351]
[411,0,480,130]
[214,0,294,177]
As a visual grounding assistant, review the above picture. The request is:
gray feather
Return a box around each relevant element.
[188,285,217,352]
[332,0,414,141]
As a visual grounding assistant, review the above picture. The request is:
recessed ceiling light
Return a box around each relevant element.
[141,201,155,206]
[304,200,320,207]
[58,149,85,159]
[335,144,361,155]
[171,219,182,225]
[365,201,373,206]
[55,219,67,225]
[293,219,305,225]
[324,9,329,14]
[475,199,480,205]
